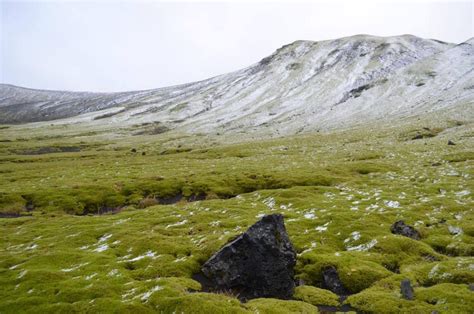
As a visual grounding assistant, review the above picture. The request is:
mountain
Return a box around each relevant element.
[1,35,473,137]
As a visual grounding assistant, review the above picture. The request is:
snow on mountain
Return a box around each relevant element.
[0,35,472,136]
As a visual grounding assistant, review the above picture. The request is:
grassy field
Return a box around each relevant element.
[0,116,473,313]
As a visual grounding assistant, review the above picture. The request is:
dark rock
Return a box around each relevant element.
[401,279,414,300]
[201,214,296,301]
[131,148,137,153]
[447,140,456,145]
[421,254,440,262]
[156,193,207,205]
[390,220,421,240]
[286,62,302,70]
[321,266,349,296]
[141,151,146,156]
[187,193,207,202]
[25,201,34,211]
[157,193,183,205]
[0,212,21,218]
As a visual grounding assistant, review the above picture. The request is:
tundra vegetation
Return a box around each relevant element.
[0,115,473,313]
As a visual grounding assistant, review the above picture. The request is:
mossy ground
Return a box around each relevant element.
[0,116,473,313]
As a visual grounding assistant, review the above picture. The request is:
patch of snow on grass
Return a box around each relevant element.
[173,256,188,263]
[113,218,131,225]
[93,244,109,252]
[455,190,470,197]
[108,269,120,277]
[98,234,113,243]
[263,197,276,209]
[165,220,188,229]
[315,222,330,232]
[428,264,440,279]
[209,221,221,227]
[121,250,160,262]
[140,285,163,302]
[346,239,377,252]
[304,212,316,219]
[85,273,97,280]
[384,200,400,208]
[24,243,38,250]
[17,270,28,279]
[61,262,89,272]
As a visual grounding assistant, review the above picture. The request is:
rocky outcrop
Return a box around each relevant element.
[390,221,421,240]
[321,266,349,296]
[201,214,296,301]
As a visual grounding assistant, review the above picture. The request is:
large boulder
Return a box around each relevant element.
[201,214,297,301]
[390,220,421,240]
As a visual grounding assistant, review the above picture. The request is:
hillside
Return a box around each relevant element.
[1,35,473,138]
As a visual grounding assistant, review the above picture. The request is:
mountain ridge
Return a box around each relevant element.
[0,34,473,138]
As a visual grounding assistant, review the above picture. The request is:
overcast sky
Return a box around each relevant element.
[1,0,473,92]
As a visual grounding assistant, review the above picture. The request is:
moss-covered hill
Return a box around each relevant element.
[0,117,473,313]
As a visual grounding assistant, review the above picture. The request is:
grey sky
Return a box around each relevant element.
[1,0,473,92]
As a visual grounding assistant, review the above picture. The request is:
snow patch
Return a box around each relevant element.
[140,285,163,302]
[98,233,113,243]
[346,239,378,252]
[17,270,28,279]
[165,220,188,229]
[384,200,400,208]
[93,244,109,252]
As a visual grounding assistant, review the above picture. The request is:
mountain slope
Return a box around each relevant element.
[0,35,473,137]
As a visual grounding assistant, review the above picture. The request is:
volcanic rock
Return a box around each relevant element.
[401,279,415,300]
[201,214,296,300]
[321,266,349,296]
[390,220,421,240]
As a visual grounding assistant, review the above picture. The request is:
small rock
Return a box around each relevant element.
[448,225,463,236]
[131,148,137,153]
[447,140,456,145]
[401,279,414,300]
[321,266,348,296]
[390,220,421,240]
[201,214,296,300]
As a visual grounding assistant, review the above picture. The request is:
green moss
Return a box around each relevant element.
[346,275,473,313]
[0,192,26,215]
[416,283,473,312]
[293,285,340,306]
[400,127,444,141]
[298,253,392,293]
[245,298,319,313]
[443,151,474,162]
[0,115,472,311]
[151,292,247,314]
[406,259,474,286]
